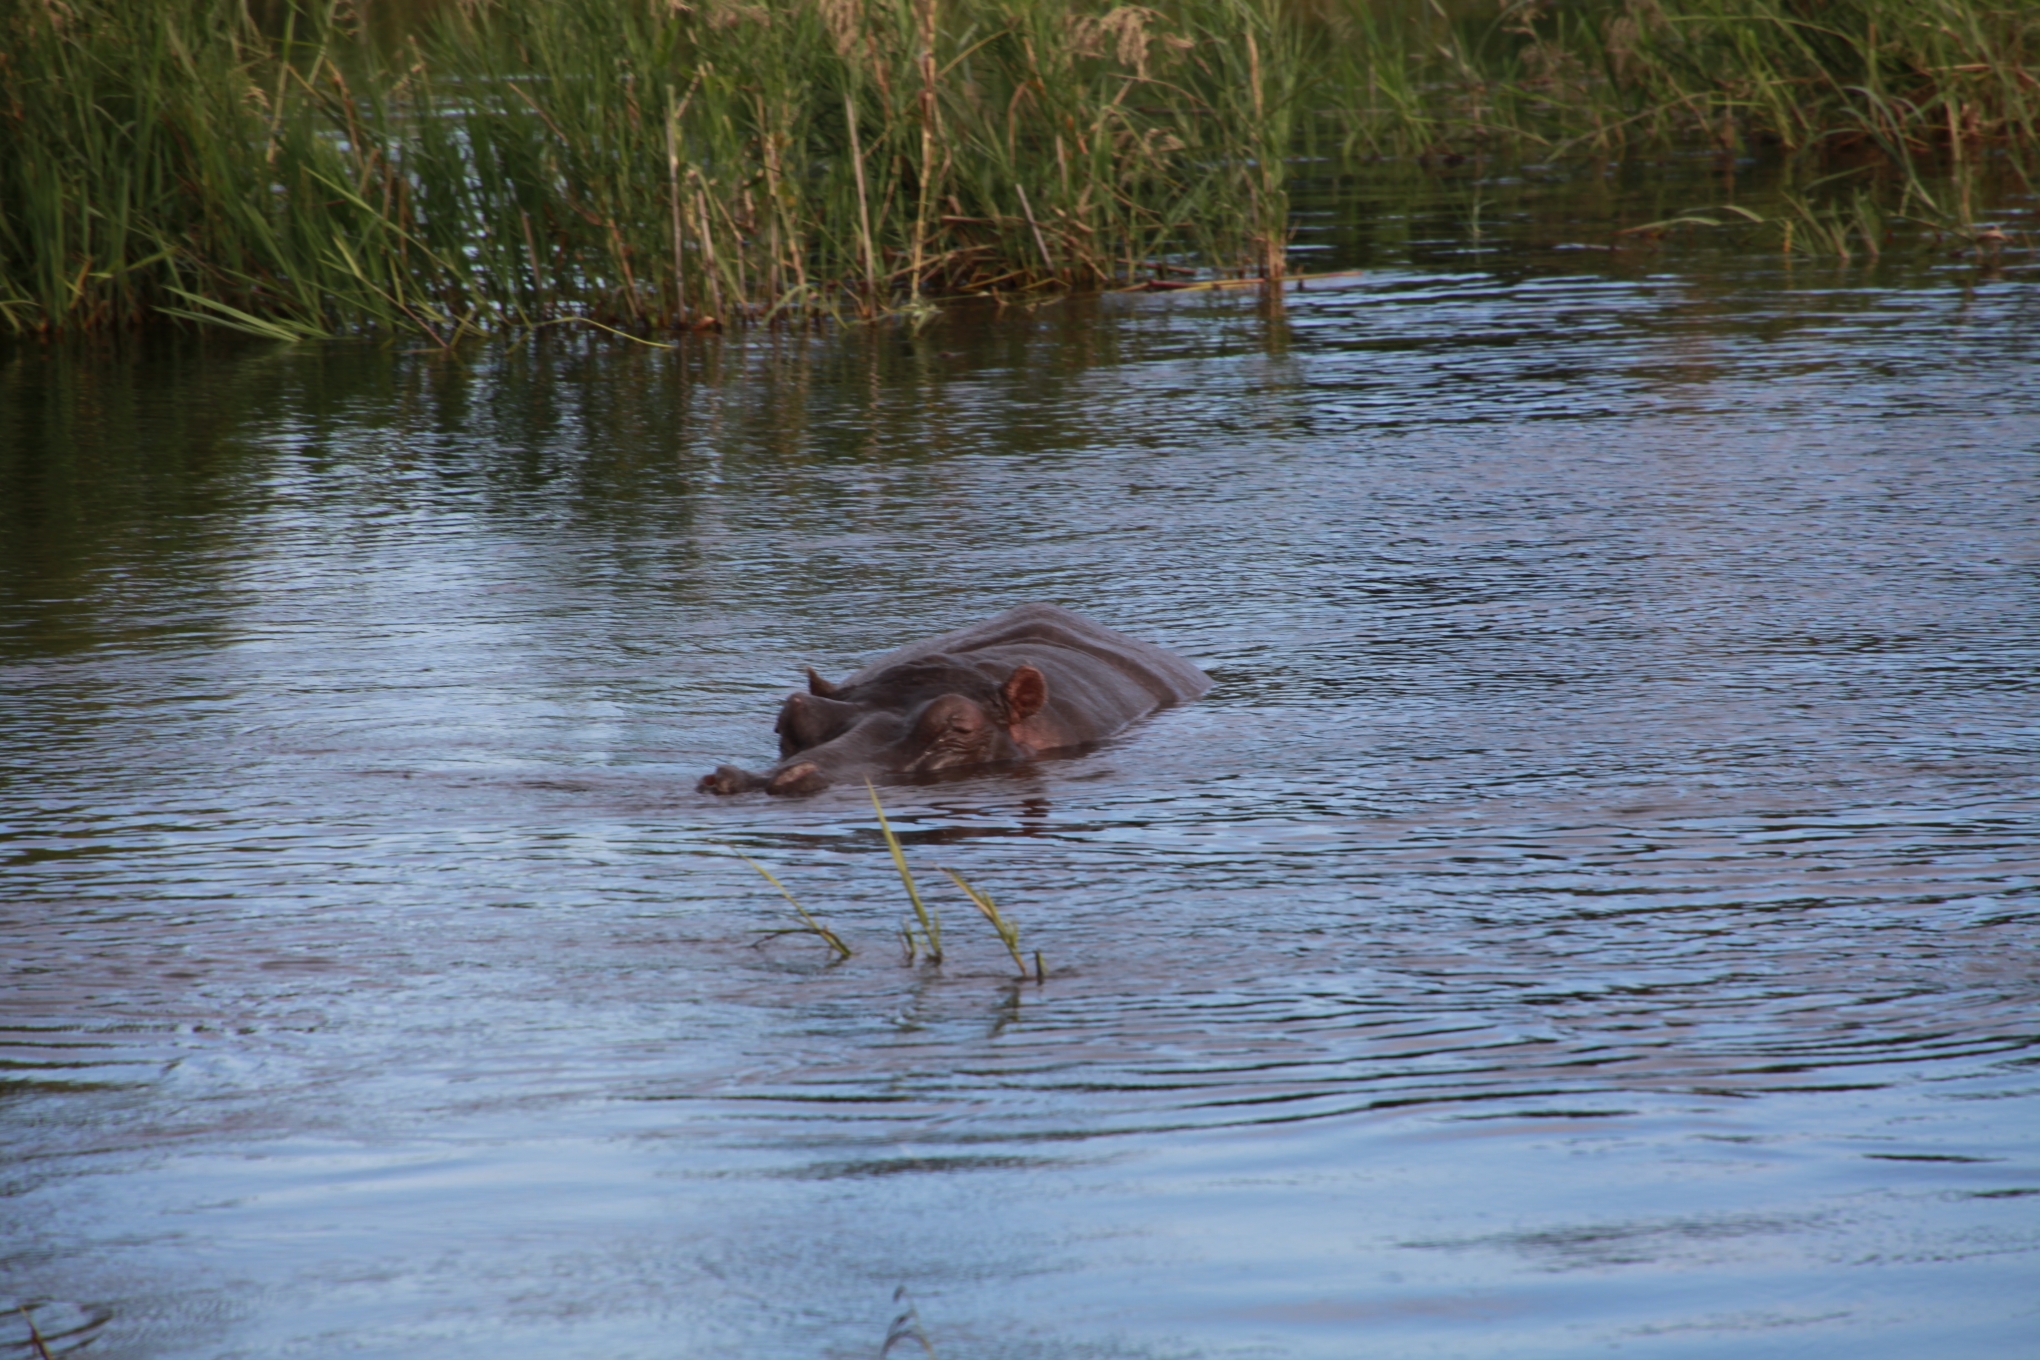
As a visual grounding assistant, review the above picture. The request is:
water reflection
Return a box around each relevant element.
[2,186,2037,1358]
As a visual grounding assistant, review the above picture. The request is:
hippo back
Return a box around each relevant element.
[845,603,1209,706]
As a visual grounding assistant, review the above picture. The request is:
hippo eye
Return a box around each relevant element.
[909,696,993,771]
[916,694,985,739]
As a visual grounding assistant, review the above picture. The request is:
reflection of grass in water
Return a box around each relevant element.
[1776,186,1890,259]
[1611,167,2027,258]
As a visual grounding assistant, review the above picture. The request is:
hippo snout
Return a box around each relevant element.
[697,760,829,796]
[697,764,769,795]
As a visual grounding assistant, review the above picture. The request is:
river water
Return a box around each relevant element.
[4,164,2038,1358]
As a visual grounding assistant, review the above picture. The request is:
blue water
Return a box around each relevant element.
[4,191,2039,1357]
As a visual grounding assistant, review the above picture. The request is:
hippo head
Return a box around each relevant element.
[698,660,1049,796]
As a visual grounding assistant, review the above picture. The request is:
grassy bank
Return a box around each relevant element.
[0,0,1290,338]
[1309,0,2039,163]
[1,0,2033,339]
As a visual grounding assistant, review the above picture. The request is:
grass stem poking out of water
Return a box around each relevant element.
[881,1285,940,1358]
[943,867,1032,979]
[1299,0,2040,165]
[870,782,941,964]
[17,1306,54,1360]
[734,852,853,959]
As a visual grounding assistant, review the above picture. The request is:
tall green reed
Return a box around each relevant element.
[4,0,2032,337]
[1292,0,2037,256]
[2,0,1300,337]
[1296,0,2040,164]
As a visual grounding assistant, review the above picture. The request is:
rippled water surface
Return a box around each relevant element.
[4,179,2039,1358]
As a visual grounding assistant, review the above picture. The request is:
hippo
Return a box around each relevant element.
[698,603,1210,796]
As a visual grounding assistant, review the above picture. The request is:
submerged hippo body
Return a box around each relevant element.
[699,603,1210,796]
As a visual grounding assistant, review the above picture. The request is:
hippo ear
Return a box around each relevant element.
[806,667,840,698]
[1001,664,1048,724]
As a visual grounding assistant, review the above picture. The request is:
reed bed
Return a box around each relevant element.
[1306,0,2040,165]
[0,0,1288,337]
[2,0,2034,338]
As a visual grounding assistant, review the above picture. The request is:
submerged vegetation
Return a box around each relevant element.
[1,0,2034,338]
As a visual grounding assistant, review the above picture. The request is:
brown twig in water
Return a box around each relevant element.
[880,1285,939,1357]
[18,1306,54,1360]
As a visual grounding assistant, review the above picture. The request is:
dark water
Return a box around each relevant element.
[4,167,2039,1358]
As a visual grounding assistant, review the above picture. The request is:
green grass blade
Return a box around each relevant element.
[159,290,331,340]
[733,852,852,959]
[942,867,1027,978]
[869,781,939,963]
